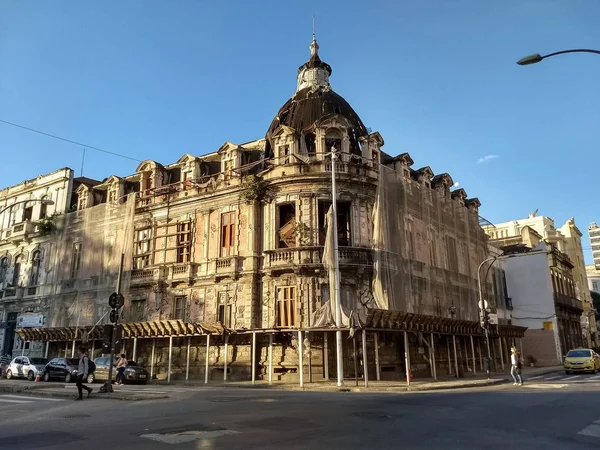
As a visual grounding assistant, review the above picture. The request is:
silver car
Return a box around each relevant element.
[5,356,49,381]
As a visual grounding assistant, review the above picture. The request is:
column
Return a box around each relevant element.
[374,332,381,381]
[167,336,173,384]
[404,331,411,387]
[452,335,459,378]
[362,329,368,388]
[298,330,304,388]
[45,341,50,359]
[324,332,329,380]
[224,334,229,382]
[268,333,273,385]
[430,333,437,382]
[470,336,477,376]
[150,338,156,379]
[132,337,138,361]
[205,334,211,384]
[251,332,257,385]
[186,337,191,381]
[498,337,504,370]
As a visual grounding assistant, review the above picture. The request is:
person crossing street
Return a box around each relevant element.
[76,347,93,400]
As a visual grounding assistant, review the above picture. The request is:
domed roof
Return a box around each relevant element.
[264,38,368,157]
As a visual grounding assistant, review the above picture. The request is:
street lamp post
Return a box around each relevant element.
[0,198,55,216]
[517,49,600,66]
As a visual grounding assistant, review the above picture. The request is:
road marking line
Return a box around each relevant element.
[141,430,240,444]
[564,376,581,380]
[578,423,600,438]
[591,375,600,379]
[523,383,568,389]
[545,376,562,380]
[0,399,32,404]
[528,376,543,380]
[1,395,65,402]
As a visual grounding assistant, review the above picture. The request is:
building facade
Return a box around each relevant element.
[484,213,597,347]
[12,38,525,382]
[590,223,600,270]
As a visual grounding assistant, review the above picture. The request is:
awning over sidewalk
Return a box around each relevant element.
[364,308,527,338]
[16,320,231,342]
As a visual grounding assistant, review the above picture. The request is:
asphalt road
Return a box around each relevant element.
[1,370,600,450]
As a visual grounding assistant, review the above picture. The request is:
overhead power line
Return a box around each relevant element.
[0,118,143,163]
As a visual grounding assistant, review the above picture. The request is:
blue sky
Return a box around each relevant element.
[1,1,599,261]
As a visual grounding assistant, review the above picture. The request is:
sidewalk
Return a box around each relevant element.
[1,365,563,399]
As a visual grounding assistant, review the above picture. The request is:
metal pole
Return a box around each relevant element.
[324,332,329,380]
[374,332,381,381]
[430,333,437,382]
[105,253,124,393]
[91,341,95,360]
[404,331,411,387]
[132,337,138,361]
[205,334,210,384]
[71,339,76,358]
[308,333,312,383]
[268,333,273,384]
[331,151,344,387]
[298,330,304,388]
[362,329,368,388]
[519,337,523,356]
[224,334,229,382]
[447,338,452,376]
[452,335,459,378]
[167,335,173,384]
[150,338,155,379]
[64,341,68,358]
[470,335,477,376]
[353,335,358,387]
[251,332,256,385]
[22,341,26,356]
[45,341,50,359]
[186,337,191,381]
[498,337,504,370]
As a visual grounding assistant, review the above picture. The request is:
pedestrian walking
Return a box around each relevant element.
[115,354,128,385]
[76,347,93,400]
[510,346,523,386]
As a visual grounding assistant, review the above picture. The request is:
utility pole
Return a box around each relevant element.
[101,253,124,394]
[331,150,344,387]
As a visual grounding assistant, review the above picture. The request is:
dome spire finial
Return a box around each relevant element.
[310,16,319,57]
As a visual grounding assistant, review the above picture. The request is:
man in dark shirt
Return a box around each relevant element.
[76,347,93,400]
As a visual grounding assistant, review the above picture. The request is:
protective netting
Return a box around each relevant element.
[371,164,489,323]
[45,195,135,333]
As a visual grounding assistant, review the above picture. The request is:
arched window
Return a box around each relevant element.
[39,196,48,219]
[13,255,22,287]
[0,257,8,284]
[30,251,42,286]
[325,129,343,154]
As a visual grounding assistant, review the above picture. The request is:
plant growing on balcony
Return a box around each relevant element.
[37,214,57,236]
[239,175,276,204]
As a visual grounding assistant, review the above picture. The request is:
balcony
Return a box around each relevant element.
[2,287,23,300]
[169,262,198,282]
[7,221,37,243]
[214,256,241,279]
[554,293,583,312]
[130,266,166,286]
[264,246,373,273]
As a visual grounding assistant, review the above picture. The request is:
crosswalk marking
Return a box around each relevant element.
[528,375,542,380]
[0,394,66,404]
[578,418,600,438]
[564,375,581,380]
[545,376,562,380]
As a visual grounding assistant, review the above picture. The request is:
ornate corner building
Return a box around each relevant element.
[4,38,527,383]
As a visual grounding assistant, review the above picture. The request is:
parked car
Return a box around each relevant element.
[41,358,80,382]
[564,348,600,374]
[89,357,149,384]
[5,356,49,381]
[0,354,11,378]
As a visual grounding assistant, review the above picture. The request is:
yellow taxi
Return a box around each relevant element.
[564,348,600,374]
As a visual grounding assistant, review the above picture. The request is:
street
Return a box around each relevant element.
[1,370,600,449]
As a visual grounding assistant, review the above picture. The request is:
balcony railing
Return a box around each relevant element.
[554,293,583,311]
[264,246,373,270]
[130,267,166,285]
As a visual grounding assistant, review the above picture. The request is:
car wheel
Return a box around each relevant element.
[87,373,95,384]
[64,373,71,383]
[43,372,50,382]
[27,371,35,381]
[6,369,12,379]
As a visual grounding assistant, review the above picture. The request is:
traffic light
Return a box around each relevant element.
[108,292,124,324]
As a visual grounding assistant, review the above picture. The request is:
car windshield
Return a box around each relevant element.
[67,358,80,366]
[127,361,140,366]
[29,358,48,365]
[567,350,591,358]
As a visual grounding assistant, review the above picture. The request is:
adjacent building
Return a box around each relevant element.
[484,213,597,348]
[590,222,600,270]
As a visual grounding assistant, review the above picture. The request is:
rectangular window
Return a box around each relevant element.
[279,146,290,164]
[220,212,236,256]
[277,204,296,248]
[218,291,232,327]
[593,281,599,292]
[176,222,192,263]
[276,286,297,327]
[173,296,187,320]
[71,243,82,278]
[108,190,118,203]
[134,228,152,269]
[445,236,458,272]
[183,171,193,190]
[318,201,351,246]
[23,205,33,222]
[78,196,87,210]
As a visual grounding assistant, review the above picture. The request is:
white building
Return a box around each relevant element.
[0,168,75,357]
[483,213,597,347]
[587,265,600,294]
[589,223,600,270]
